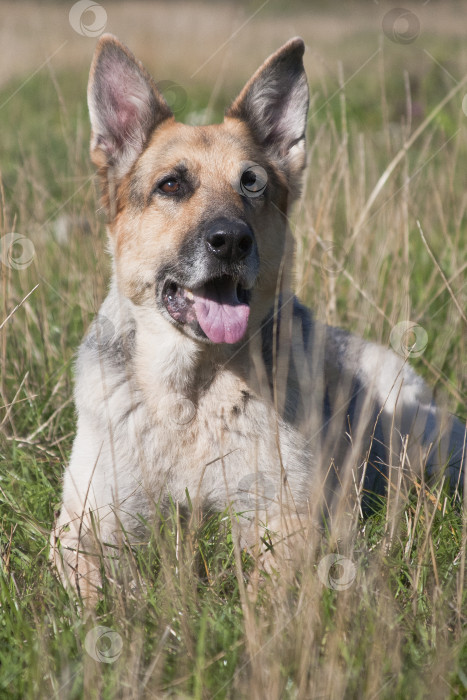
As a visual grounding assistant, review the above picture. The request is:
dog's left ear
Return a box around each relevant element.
[88,34,173,180]
[226,38,309,188]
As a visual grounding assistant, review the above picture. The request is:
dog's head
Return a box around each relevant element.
[88,35,309,345]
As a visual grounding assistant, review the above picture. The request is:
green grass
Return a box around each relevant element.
[1,10,466,699]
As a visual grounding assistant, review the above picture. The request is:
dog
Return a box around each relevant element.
[51,34,466,600]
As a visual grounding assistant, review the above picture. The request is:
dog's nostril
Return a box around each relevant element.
[210,233,226,250]
[238,235,252,254]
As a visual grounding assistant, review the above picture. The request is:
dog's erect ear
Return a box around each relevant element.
[226,38,309,186]
[88,34,172,179]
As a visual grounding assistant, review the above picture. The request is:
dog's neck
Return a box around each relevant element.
[131,304,254,400]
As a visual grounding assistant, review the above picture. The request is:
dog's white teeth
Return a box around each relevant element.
[185,289,194,301]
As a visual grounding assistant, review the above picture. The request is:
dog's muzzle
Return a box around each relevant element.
[161,218,258,344]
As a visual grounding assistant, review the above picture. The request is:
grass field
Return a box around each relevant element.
[0,1,466,697]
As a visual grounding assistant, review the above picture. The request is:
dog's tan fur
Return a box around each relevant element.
[51,35,465,601]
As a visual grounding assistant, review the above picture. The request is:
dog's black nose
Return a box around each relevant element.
[206,220,254,263]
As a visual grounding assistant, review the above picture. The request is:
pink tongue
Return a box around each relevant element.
[193,283,250,344]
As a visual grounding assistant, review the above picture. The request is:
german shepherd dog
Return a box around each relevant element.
[51,35,466,599]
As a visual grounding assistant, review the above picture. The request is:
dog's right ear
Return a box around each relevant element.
[226,38,309,194]
[88,35,172,182]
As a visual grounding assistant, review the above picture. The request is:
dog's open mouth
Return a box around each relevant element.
[162,276,251,344]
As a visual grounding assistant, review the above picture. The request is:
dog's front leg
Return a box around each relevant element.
[50,507,108,603]
[50,411,124,602]
[235,507,311,595]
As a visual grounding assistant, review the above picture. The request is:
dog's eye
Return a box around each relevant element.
[159,178,180,195]
[239,166,267,198]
